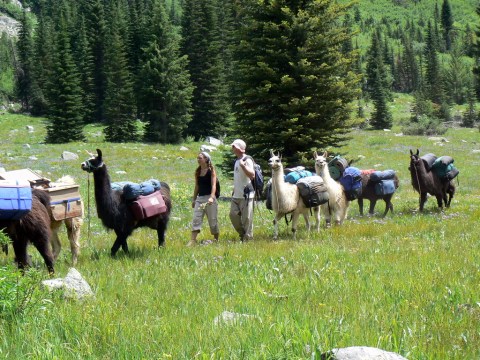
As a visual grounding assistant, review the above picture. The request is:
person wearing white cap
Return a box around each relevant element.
[188,151,219,246]
[230,139,255,241]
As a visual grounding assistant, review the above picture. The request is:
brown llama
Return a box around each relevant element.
[357,171,400,217]
[409,149,455,211]
[0,189,55,273]
[81,149,172,256]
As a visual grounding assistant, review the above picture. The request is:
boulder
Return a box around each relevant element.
[61,151,79,160]
[321,346,407,360]
[42,268,94,300]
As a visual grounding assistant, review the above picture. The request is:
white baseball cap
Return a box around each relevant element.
[231,139,246,152]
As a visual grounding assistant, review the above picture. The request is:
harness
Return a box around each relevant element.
[83,159,104,173]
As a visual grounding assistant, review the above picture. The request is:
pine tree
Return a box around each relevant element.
[181,0,233,140]
[15,10,34,111]
[103,0,138,142]
[45,13,85,143]
[139,0,193,143]
[366,30,393,129]
[441,0,453,51]
[424,22,444,105]
[231,0,360,164]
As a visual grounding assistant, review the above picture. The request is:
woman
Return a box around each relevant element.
[188,152,219,246]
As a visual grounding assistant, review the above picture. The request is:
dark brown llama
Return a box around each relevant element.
[0,189,55,273]
[409,149,455,211]
[357,171,400,217]
[81,149,172,256]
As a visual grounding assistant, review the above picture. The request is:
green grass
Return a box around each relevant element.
[0,113,479,359]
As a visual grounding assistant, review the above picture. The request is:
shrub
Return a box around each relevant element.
[401,114,447,135]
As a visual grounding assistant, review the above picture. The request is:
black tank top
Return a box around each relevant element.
[198,169,213,196]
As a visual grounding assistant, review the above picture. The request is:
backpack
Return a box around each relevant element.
[296,176,329,208]
[244,155,264,199]
[339,166,362,200]
[432,156,459,181]
[328,155,349,181]
[374,179,396,196]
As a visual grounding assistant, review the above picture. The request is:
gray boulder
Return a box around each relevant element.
[42,268,94,300]
[321,346,407,360]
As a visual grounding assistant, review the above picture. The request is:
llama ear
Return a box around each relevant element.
[270,149,275,157]
[410,149,413,156]
[96,149,103,159]
[416,149,419,156]
[322,151,327,158]
[313,151,318,159]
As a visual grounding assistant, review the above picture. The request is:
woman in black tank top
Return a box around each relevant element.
[188,152,219,246]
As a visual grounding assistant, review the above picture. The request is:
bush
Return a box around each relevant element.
[401,114,448,135]
[0,265,49,319]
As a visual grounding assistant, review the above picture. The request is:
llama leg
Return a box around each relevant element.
[369,200,377,215]
[12,236,29,271]
[65,218,81,266]
[31,236,55,274]
[50,220,62,261]
[273,214,282,240]
[157,220,167,247]
[111,232,129,256]
[419,193,428,211]
[321,203,331,227]
[435,194,443,210]
[358,198,364,216]
[291,212,300,239]
[314,207,320,232]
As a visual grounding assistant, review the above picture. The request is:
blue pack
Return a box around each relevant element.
[284,170,314,184]
[339,167,362,200]
[374,179,396,196]
[0,180,32,220]
[370,170,396,182]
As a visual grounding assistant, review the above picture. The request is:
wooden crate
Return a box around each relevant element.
[45,185,83,221]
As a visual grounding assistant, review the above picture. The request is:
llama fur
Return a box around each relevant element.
[81,149,172,256]
[0,188,55,273]
[268,151,320,239]
[409,149,455,211]
[314,151,349,225]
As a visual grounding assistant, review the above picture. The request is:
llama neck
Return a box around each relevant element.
[317,164,333,183]
[92,165,118,221]
[411,162,428,189]
[271,166,286,190]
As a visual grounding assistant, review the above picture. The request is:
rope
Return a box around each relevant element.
[87,172,91,247]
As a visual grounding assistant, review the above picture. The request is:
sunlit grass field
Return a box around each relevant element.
[0,113,479,359]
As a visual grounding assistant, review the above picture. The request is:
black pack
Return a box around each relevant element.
[296,176,329,208]
[244,155,264,199]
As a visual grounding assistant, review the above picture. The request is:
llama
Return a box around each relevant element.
[357,172,400,217]
[409,149,455,211]
[0,189,55,273]
[314,151,349,225]
[81,149,172,256]
[268,151,320,239]
[40,176,83,266]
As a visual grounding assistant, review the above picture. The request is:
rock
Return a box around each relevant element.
[205,136,223,146]
[0,15,20,37]
[23,144,31,149]
[61,151,79,160]
[200,144,217,152]
[28,156,37,160]
[321,346,408,360]
[42,268,94,300]
[115,170,127,175]
[26,125,34,132]
[383,129,391,132]
[179,146,189,151]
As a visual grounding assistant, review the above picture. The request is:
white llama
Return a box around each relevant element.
[48,175,84,265]
[314,151,349,226]
[268,151,320,239]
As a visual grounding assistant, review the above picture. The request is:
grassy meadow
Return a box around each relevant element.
[0,112,479,359]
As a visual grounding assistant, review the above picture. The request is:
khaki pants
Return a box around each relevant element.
[191,195,219,235]
[229,197,254,240]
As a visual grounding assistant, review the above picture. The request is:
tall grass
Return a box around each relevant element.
[0,113,479,359]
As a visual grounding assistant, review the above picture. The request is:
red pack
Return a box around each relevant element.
[130,191,167,220]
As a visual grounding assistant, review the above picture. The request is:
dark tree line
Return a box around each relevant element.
[7,0,480,162]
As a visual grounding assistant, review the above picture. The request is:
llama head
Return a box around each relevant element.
[81,149,104,173]
[314,151,328,173]
[408,149,421,172]
[268,151,282,171]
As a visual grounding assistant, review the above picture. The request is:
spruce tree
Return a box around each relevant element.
[45,14,85,143]
[15,10,34,111]
[441,0,453,51]
[181,0,232,140]
[366,30,392,129]
[139,0,193,143]
[103,0,138,142]
[424,22,444,105]
[231,0,360,164]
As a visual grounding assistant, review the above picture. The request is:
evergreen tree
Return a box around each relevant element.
[443,45,470,105]
[441,0,453,51]
[139,0,193,143]
[15,10,34,111]
[45,14,85,143]
[103,0,138,142]
[463,83,477,127]
[366,31,392,129]
[472,3,480,98]
[231,0,360,164]
[181,0,232,140]
[424,22,444,105]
